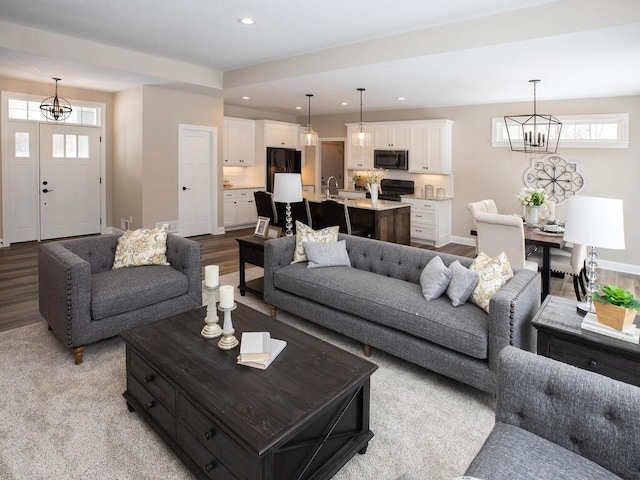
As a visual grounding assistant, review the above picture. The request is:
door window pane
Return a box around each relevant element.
[65,135,77,158]
[15,132,30,157]
[52,134,65,157]
[78,135,89,158]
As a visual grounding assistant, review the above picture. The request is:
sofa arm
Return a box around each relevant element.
[496,346,640,479]
[38,243,92,348]
[166,234,202,304]
[263,236,296,304]
[486,268,540,372]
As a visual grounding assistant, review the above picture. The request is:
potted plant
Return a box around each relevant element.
[516,187,548,225]
[591,284,640,331]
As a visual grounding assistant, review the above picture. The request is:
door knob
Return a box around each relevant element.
[42,189,53,193]
[182,186,190,191]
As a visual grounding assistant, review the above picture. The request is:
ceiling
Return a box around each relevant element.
[1,0,639,116]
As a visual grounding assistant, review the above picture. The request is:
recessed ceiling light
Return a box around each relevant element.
[397,97,406,101]
[238,17,256,25]
[241,96,250,100]
[340,102,349,106]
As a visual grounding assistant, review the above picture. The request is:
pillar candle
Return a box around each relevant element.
[204,265,219,287]
[219,285,234,308]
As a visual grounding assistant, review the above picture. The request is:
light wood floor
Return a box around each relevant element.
[1,229,638,333]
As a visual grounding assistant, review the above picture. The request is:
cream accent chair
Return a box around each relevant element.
[475,212,538,271]
[529,243,587,300]
[467,199,499,230]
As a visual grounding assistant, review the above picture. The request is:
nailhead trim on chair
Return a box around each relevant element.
[65,267,73,347]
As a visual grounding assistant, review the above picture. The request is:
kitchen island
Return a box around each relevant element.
[303,192,410,245]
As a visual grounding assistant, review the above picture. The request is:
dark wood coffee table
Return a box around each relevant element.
[121,302,377,480]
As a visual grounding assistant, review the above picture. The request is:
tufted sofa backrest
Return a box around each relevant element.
[59,234,120,274]
[338,233,473,285]
[496,347,640,480]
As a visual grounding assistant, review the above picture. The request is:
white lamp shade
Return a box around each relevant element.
[563,196,625,249]
[273,173,303,203]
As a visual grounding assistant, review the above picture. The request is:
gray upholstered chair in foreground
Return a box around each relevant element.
[464,346,640,480]
[38,234,201,364]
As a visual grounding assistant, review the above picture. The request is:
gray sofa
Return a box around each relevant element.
[264,234,541,394]
[464,346,640,480]
[39,233,201,364]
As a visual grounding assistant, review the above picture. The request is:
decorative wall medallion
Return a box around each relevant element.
[523,155,585,206]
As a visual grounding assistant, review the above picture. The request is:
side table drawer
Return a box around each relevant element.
[549,337,640,386]
[177,424,238,480]
[177,395,249,478]
[128,350,176,411]
[127,375,176,438]
[242,245,264,267]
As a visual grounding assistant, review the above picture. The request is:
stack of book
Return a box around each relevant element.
[581,313,640,344]
[237,332,287,370]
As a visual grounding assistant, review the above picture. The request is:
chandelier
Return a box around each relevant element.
[40,78,72,121]
[351,88,371,147]
[300,94,318,146]
[504,80,562,154]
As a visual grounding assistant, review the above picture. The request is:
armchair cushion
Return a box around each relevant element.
[91,265,188,320]
[112,224,170,269]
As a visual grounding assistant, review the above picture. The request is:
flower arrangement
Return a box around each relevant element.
[516,187,548,207]
[365,168,387,185]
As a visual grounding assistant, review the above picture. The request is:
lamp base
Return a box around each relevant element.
[576,301,595,314]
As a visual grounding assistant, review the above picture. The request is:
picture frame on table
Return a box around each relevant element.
[254,216,270,237]
[265,225,282,239]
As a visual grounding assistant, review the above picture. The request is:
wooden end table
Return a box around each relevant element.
[236,235,265,297]
[531,295,640,387]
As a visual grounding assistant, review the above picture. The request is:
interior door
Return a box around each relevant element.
[179,125,213,237]
[39,125,101,240]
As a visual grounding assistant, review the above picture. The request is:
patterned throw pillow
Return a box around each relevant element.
[469,251,514,313]
[291,221,340,264]
[112,224,170,269]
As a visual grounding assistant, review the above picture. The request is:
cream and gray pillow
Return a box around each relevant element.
[469,251,514,312]
[112,224,170,269]
[292,221,340,264]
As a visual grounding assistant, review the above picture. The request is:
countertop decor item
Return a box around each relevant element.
[592,285,640,331]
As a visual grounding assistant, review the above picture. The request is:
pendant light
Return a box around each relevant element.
[40,78,73,121]
[504,79,562,154]
[351,88,371,147]
[300,94,318,146]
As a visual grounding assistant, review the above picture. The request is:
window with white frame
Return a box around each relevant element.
[492,113,629,148]
[7,98,101,126]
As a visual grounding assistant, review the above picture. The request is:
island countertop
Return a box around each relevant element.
[303,192,410,211]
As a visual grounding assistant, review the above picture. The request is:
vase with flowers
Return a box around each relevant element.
[517,187,548,225]
[365,168,387,204]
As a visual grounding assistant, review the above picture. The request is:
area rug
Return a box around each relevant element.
[0,269,494,480]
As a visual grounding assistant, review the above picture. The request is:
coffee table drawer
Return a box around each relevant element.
[129,350,176,411]
[177,424,237,480]
[177,395,249,478]
[127,375,176,438]
[549,337,640,385]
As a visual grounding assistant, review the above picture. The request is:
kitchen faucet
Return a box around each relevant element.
[326,176,339,199]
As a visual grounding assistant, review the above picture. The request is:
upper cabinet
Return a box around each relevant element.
[345,124,374,170]
[264,122,300,148]
[374,125,410,150]
[223,117,256,166]
[408,120,453,174]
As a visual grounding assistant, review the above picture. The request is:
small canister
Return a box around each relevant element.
[414,186,423,198]
[425,184,434,199]
[436,187,446,200]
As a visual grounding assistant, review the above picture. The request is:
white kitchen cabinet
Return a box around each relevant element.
[374,125,410,150]
[224,189,259,228]
[265,122,300,148]
[345,124,374,170]
[408,120,453,174]
[402,197,451,247]
[223,117,256,166]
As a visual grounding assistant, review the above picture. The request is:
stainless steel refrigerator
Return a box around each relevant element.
[266,147,302,192]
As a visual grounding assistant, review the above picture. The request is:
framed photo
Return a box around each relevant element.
[265,225,282,239]
[254,216,270,237]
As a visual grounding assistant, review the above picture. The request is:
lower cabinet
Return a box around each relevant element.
[224,189,259,228]
[403,198,451,247]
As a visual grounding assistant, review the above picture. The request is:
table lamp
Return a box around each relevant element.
[563,195,625,313]
[273,173,303,236]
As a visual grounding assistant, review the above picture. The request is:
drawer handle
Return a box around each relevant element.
[203,428,216,440]
[589,360,597,369]
[204,461,217,472]
[145,401,155,410]
[144,374,154,383]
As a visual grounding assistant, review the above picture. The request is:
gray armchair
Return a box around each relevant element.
[465,346,640,480]
[38,234,201,364]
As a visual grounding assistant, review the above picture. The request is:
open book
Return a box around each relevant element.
[237,332,287,370]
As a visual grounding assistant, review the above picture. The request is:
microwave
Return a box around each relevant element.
[374,150,408,170]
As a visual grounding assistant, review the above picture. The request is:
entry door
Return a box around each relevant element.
[39,125,101,240]
[179,125,214,237]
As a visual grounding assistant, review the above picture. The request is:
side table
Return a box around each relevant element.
[532,295,640,387]
[236,235,265,297]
